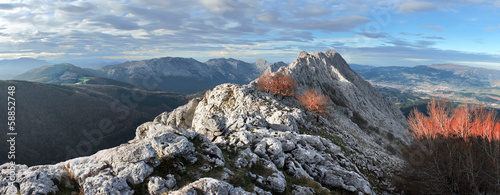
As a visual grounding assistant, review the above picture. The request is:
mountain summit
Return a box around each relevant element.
[0,51,409,194]
[283,50,409,145]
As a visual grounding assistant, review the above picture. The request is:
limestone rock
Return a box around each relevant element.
[169,178,243,195]
[292,185,315,195]
[148,175,176,195]
[154,98,201,129]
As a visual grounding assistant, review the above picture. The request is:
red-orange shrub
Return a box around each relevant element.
[297,89,331,117]
[408,99,500,141]
[257,72,296,96]
[396,99,500,194]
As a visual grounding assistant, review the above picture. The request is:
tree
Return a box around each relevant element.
[297,89,331,117]
[396,99,500,194]
[257,72,296,96]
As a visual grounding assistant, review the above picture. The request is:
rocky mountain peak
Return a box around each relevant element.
[253,59,270,72]
[281,50,409,145]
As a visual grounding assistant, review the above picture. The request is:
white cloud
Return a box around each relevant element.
[397,1,438,14]
[199,0,235,14]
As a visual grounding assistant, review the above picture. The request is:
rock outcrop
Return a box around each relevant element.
[0,50,410,194]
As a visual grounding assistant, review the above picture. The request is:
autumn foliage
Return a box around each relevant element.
[257,72,296,96]
[408,99,500,141]
[297,89,331,117]
[397,99,500,194]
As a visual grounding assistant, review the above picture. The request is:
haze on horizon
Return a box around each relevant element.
[0,0,499,69]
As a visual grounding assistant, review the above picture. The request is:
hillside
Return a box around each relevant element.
[429,64,500,87]
[0,80,187,166]
[12,63,100,84]
[0,51,410,194]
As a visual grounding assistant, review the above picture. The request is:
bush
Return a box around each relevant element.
[297,89,331,117]
[257,72,296,96]
[396,99,500,194]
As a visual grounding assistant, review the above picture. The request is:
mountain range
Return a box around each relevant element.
[0,51,409,194]
[0,58,50,79]
[12,57,287,94]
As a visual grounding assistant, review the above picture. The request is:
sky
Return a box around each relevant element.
[0,0,499,68]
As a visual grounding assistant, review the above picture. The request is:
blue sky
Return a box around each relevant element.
[0,0,499,68]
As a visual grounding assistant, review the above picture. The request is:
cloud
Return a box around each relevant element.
[295,4,330,17]
[355,32,390,38]
[298,15,371,32]
[486,24,500,32]
[0,3,25,10]
[404,58,432,62]
[0,0,497,67]
[199,0,236,14]
[257,12,280,23]
[279,31,314,41]
[422,36,445,40]
[98,15,140,30]
[422,24,445,31]
[58,2,95,13]
[397,1,438,14]
[495,0,500,7]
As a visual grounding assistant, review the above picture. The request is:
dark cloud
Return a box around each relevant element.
[0,3,25,10]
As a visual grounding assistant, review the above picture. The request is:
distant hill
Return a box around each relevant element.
[428,64,500,87]
[349,64,375,71]
[0,58,50,79]
[96,57,287,94]
[205,58,261,83]
[0,80,188,166]
[13,63,100,84]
